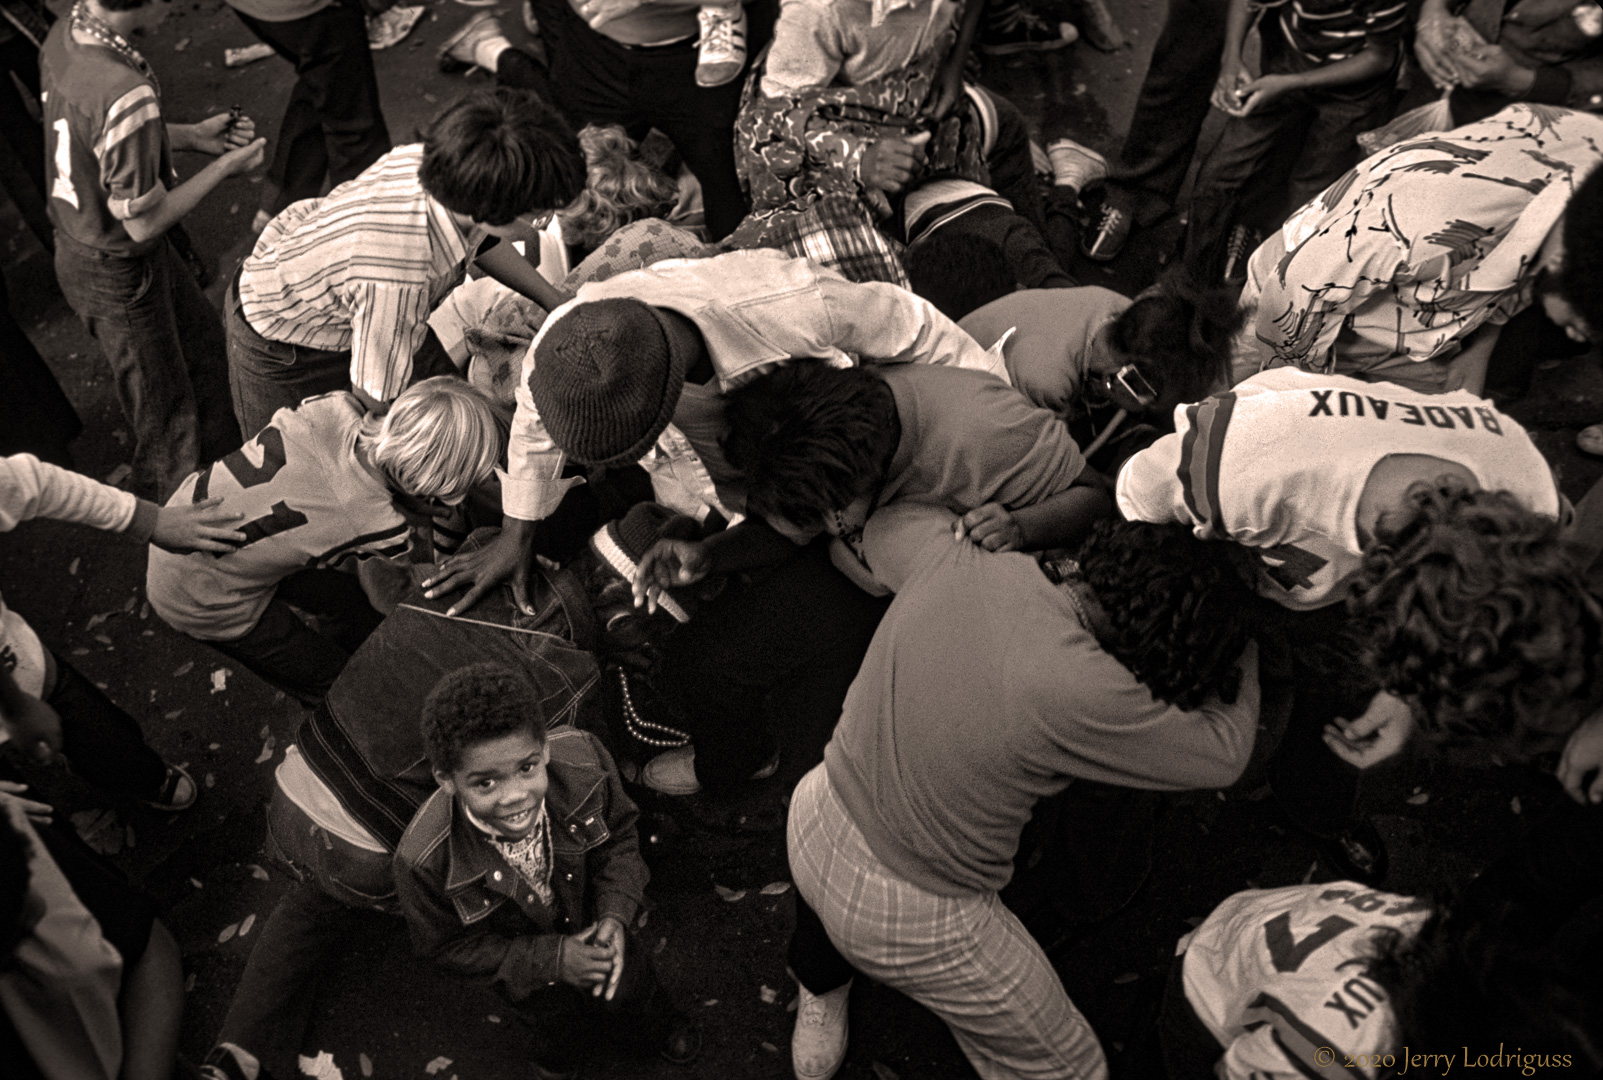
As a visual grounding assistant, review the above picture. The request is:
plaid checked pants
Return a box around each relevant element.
[787,765,1109,1080]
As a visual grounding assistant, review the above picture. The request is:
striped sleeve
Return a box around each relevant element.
[346,280,434,404]
[1220,992,1366,1080]
[98,85,166,220]
[1174,392,1236,541]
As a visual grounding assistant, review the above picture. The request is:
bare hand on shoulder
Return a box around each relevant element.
[954,503,1024,552]
[152,496,246,553]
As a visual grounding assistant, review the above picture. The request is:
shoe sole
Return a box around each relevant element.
[437,16,490,71]
[695,67,743,88]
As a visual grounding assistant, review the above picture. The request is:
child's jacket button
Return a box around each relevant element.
[493,871,503,881]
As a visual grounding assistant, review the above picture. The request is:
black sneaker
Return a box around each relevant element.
[980,9,1078,55]
[1082,202,1132,262]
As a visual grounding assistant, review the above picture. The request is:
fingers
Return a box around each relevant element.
[605,944,625,1001]
[510,565,534,617]
[422,560,472,597]
[446,578,493,619]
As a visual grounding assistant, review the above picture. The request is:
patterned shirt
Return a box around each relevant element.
[478,804,555,908]
[1235,104,1603,380]
[40,17,175,254]
[239,145,482,406]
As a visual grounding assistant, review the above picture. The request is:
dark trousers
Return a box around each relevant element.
[0,269,80,464]
[494,46,558,109]
[1156,954,1224,1078]
[54,232,241,500]
[656,540,890,792]
[0,32,50,250]
[1183,46,1396,280]
[1106,0,1231,225]
[234,0,391,215]
[789,892,856,995]
[218,787,398,1080]
[935,202,1076,289]
[538,0,774,241]
[210,568,384,706]
[514,930,680,1072]
[1262,603,1377,837]
[225,272,457,440]
[23,654,169,802]
[984,89,1046,234]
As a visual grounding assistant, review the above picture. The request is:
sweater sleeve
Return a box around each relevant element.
[0,454,151,537]
[1030,641,1262,791]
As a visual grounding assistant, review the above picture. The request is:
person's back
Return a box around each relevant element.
[823,503,1261,895]
[1116,367,1561,610]
[1234,104,1603,387]
[146,391,447,642]
[759,0,959,96]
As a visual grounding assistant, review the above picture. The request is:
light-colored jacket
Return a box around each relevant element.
[503,247,1007,522]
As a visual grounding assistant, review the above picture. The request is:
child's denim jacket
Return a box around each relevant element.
[392,727,647,1001]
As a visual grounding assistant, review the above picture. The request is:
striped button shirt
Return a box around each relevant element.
[239,145,482,405]
[1258,0,1408,65]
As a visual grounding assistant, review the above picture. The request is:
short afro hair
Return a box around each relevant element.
[420,88,586,227]
[904,231,1015,322]
[421,663,548,776]
[1076,520,1258,710]
[1560,163,1603,343]
[1349,481,1600,758]
[721,362,900,532]
[1108,270,1242,408]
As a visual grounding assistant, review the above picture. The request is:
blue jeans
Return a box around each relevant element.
[54,232,241,499]
[215,785,397,1079]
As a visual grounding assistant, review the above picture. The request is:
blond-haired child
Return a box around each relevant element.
[147,377,500,704]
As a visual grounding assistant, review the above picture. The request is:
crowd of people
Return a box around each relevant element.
[3,0,1603,1076]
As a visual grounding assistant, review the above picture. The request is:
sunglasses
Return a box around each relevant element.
[1101,363,1158,408]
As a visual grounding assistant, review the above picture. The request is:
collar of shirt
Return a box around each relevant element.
[444,798,547,896]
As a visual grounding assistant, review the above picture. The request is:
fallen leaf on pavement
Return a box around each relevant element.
[85,612,111,631]
[760,881,792,895]
[760,1042,778,1053]
[204,773,216,789]
[872,1063,901,1080]
[218,923,238,944]
[759,985,778,1004]
[424,1057,452,1076]
[255,737,276,764]
[165,710,183,721]
[173,661,194,677]
[1511,796,1522,814]
[1113,972,1139,984]
[249,864,270,880]
[211,668,231,694]
[359,1053,373,1077]
[1406,792,1430,805]
[68,557,80,575]
[714,884,746,902]
[239,914,256,937]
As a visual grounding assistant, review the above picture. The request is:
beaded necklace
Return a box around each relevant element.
[70,1,158,96]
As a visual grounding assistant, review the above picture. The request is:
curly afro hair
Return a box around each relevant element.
[421,663,548,775]
[1349,481,1600,758]
[721,362,900,533]
[1075,519,1258,709]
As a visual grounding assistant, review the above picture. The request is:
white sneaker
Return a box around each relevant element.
[792,980,851,1080]
[1046,137,1108,195]
[696,4,747,88]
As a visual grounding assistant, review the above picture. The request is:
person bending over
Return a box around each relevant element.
[229,88,585,438]
[786,503,1261,1080]
[146,379,500,705]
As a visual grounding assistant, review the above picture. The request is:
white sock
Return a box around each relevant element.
[473,35,512,72]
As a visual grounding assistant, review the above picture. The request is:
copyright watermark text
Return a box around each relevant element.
[1311,1046,1577,1076]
